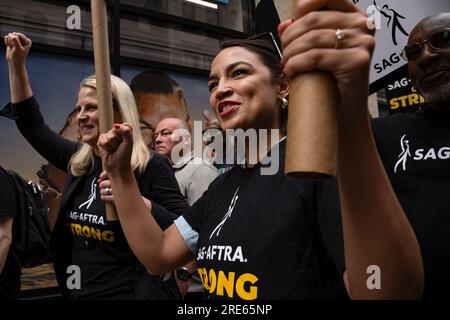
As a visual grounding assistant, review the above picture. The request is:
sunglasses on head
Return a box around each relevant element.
[401,28,450,61]
[248,31,282,60]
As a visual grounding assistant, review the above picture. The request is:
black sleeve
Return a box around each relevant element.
[314,179,346,277]
[139,153,190,229]
[0,167,17,219]
[1,97,79,173]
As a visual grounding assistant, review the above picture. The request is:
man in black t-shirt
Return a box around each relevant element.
[371,13,450,299]
[0,167,21,299]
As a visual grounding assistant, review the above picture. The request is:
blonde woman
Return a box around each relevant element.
[3,32,188,299]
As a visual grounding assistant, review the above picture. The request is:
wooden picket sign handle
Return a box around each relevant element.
[282,1,339,179]
[91,0,118,220]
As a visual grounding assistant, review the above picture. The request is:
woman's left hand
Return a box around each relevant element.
[279,0,375,112]
[98,171,114,203]
[98,170,152,210]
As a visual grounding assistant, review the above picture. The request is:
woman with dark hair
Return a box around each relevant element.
[98,0,423,299]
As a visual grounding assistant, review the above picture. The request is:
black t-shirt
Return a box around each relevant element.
[372,109,450,299]
[0,167,21,297]
[183,140,346,300]
[64,155,187,300]
[1,96,188,299]
[67,162,134,299]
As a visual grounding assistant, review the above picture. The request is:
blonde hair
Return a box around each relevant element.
[69,75,151,176]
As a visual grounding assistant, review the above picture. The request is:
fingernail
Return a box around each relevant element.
[114,123,120,129]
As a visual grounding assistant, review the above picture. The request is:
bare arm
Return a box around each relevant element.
[4,33,33,103]
[337,101,423,299]
[0,217,13,274]
[98,124,194,275]
[280,0,423,299]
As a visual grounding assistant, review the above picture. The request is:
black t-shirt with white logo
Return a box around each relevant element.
[372,109,450,299]
[67,163,133,299]
[183,140,346,300]
[65,155,187,300]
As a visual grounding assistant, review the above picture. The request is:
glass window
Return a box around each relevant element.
[121,0,249,32]
[0,0,99,51]
[120,12,221,71]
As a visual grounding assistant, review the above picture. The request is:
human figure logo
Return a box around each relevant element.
[373,1,409,45]
[209,187,239,239]
[79,178,97,210]
[394,134,411,174]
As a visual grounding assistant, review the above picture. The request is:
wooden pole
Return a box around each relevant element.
[91,0,118,220]
[281,0,339,179]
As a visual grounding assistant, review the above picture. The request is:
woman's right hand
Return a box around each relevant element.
[97,123,134,176]
[4,32,32,69]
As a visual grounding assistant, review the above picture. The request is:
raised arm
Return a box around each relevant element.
[5,32,33,103]
[97,124,194,275]
[3,33,78,171]
[280,0,423,299]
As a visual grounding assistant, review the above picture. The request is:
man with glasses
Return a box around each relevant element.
[154,117,219,299]
[371,13,450,299]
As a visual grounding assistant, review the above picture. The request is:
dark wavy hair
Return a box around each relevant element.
[219,38,288,134]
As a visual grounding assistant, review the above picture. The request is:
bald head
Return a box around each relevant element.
[407,13,450,109]
[154,118,191,160]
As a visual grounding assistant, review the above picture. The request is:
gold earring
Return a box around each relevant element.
[281,97,288,109]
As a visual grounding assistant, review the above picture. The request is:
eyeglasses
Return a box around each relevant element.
[401,28,450,61]
[248,31,282,60]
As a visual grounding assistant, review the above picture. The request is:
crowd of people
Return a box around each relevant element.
[1,0,449,300]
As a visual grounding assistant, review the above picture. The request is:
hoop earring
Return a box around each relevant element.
[281,97,288,109]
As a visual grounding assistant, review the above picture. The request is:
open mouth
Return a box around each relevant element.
[218,101,240,117]
[80,125,95,134]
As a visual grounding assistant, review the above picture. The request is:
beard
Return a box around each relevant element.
[421,80,450,108]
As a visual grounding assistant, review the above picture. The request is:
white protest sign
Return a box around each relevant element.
[353,0,450,84]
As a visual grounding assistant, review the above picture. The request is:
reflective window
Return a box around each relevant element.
[121,0,248,32]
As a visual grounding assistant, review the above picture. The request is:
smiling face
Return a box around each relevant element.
[407,13,450,108]
[76,86,122,147]
[208,46,283,131]
[76,87,100,146]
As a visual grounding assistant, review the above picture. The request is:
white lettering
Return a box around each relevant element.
[66,5,81,30]
[66,265,81,290]
[366,265,381,290]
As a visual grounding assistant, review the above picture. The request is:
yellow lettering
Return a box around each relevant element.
[408,94,419,105]
[235,273,258,300]
[398,95,408,107]
[102,230,115,242]
[75,224,82,236]
[198,268,209,290]
[91,228,101,240]
[217,271,235,298]
[208,269,217,294]
[67,223,114,242]
[82,225,91,237]
[390,98,400,110]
